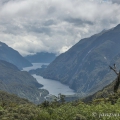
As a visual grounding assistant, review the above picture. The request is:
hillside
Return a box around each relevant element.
[25,52,56,63]
[0,90,31,105]
[41,24,120,95]
[0,41,32,69]
[83,65,120,103]
[1,88,120,120]
[0,90,40,120]
[0,67,120,120]
[0,60,49,104]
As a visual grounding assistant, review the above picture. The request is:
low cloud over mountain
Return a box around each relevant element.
[0,0,120,56]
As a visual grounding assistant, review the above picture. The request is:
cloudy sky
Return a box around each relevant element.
[0,0,120,56]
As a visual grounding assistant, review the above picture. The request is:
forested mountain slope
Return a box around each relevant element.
[0,41,32,69]
[0,60,48,104]
[41,24,120,95]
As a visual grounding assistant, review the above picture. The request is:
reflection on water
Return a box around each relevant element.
[23,63,75,96]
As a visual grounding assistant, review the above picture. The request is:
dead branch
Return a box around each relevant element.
[109,64,120,93]
[114,72,120,93]
[109,65,119,75]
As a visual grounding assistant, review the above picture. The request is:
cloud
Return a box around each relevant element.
[0,0,120,56]
[112,0,120,4]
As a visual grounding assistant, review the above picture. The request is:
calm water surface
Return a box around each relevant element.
[23,63,75,96]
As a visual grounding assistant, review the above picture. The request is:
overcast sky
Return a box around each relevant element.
[0,0,120,56]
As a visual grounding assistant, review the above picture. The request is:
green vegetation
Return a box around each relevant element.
[0,90,39,120]
[1,27,120,119]
[1,89,120,120]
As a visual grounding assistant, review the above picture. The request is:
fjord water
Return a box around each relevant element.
[23,63,75,96]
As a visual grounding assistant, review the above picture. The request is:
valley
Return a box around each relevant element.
[23,63,75,96]
[0,23,120,120]
[40,24,120,96]
[0,24,120,104]
[0,60,49,104]
[1,0,120,119]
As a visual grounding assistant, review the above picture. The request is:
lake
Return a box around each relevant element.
[23,63,75,96]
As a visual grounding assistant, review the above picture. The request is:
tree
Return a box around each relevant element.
[58,93,65,103]
[109,64,120,93]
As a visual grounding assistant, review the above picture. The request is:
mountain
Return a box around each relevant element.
[25,52,56,63]
[83,70,120,103]
[0,60,49,104]
[41,24,120,96]
[0,41,32,69]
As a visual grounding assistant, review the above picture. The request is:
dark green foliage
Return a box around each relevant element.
[41,100,50,108]
[0,91,31,105]
[1,90,120,120]
[114,73,120,93]
[73,114,86,120]
[0,91,39,120]
[114,77,120,93]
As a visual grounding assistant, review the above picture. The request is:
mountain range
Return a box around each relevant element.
[40,24,120,96]
[25,52,56,63]
[0,41,32,69]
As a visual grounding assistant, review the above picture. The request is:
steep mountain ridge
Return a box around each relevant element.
[0,60,48,104]
[41,24,120,95]
[0,41,32,69]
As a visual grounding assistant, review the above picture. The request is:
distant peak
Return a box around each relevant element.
[113,23,120,30]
